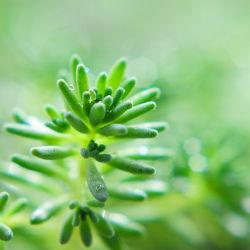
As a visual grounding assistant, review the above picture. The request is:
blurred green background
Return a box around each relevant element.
[1,0,250,249]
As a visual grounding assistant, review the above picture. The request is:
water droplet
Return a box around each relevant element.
[85,68,89,73]
[69,84,74,91]
[95,184,105,192]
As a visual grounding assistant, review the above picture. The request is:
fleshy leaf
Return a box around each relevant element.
[94,213,115,238]
[120,77,136,101]
[108,186,148,201]
[129,87,161,106]
[102,101,133,123]
[76,64,90,100]
[86,160,109,202]
[4,198,27,218]
[0,192,9,213]
[57,79,88,123]
[3,123,70,141]
[60,212,74,245]
[107,58,127,91]
[79,219,92,247]
[30,194,69,224]
[89,102,106,127]
[114,101,156,124]
[112,87,125,108]
[65,111,89,134]
[115,126,158,139]
[0,223,13,241]
[11,154,67,180]
[107,156,156,175]
[98,124,128,136]
[44,104,59,119]
[96,72,107,97]
[31,146,76,160]
[109,213,146,238]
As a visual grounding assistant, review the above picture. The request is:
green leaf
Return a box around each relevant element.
[109,213,145,239]
[107,156,156,175]
[70,54,82,90]
[79,219,92,247]
[0,171,57,194]
[80,148,90,159]
[95,154,112,163]
[45,122,64,133]
[82,91,91,116]
[120,77,136,101]
[107,58,127,91]
[31,146,76,160]
[99,233,122,250]
[88,209,99,224]
[3,123,70,141]
[4,198,27,218]
[57,79,88,124]
[98,124,128,136]
[114,101,156,124]
[44,104,59,119]
[86,200,105,208]
[89,102,106,127]
[108,186,147,201]
[117,147,175,160]
[60,212,74,244]
[104,86,113,97]
[96,72,107,97]
[102,95,113,110]
[94,213,114,238]
[97,144,106,152]
[102,101,133,123]
[76,64,90,100]
[30,194,69,224]
[90,149,99,157]
[72,210,80,227]
[130,121,169,133]
[64,111,89,134]
[129,87,161,106]
[129,180,168,197]
[11,108,29,125]
[0,223,13,241]
[0,192,9,213]
[115,126,158,139]
[86,160,109,202]
[69,200,79,210]
[11,154,67,180]
[89,89,96,101]
[112,87,125,108]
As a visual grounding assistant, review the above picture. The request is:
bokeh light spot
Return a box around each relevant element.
[188,154,207,172]
[183,137,201,155]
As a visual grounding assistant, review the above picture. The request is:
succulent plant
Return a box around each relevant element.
[2,54,173,249]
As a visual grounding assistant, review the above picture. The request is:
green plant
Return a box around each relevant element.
[1,54,172,249]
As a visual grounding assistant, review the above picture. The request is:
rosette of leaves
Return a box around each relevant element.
[0,192,27,242]
[3,54,173,249]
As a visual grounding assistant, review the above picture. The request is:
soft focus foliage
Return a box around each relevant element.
[1,0,250,249]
